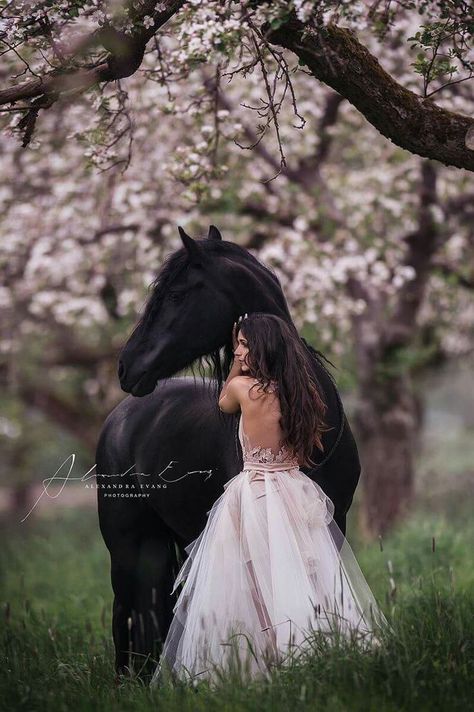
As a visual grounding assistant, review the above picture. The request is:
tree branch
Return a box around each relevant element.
[42,344,119,367]
[431,259,474,289]
[0,1,185,107]
[261,13,474,172]
[3,3,473,170]
[202,68,346,223]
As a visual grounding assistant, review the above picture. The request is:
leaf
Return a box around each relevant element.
[270,18,284,30]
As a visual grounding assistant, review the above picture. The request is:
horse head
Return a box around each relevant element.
[118,224,291,396]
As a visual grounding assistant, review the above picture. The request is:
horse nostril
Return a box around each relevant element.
[118,359,125,380]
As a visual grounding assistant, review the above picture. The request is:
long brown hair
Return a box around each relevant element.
[237,313,333,467]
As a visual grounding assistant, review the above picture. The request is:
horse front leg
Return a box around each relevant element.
[110,546,138,676]
[132,522,181,682]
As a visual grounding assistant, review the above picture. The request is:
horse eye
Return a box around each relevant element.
[168,291,186,302]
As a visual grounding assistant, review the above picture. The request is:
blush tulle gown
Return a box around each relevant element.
[151,413,386,687]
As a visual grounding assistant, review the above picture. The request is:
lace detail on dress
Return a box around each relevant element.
[239,414,299,467]
[242,436,296,465]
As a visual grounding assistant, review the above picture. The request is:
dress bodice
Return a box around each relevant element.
[238,413,300,473]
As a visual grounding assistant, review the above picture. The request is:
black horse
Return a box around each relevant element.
[96,224,361,680]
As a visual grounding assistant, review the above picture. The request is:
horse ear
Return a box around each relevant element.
[178,226,203,264]
[207,224,223,241]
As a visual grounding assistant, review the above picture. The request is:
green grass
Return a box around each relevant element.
[1,507,473,711]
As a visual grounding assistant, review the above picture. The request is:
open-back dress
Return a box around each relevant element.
[151,381,386,687]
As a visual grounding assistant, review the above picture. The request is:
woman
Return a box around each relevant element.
[151,313,386,688]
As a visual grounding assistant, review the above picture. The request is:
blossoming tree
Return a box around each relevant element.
[0,0,472,533]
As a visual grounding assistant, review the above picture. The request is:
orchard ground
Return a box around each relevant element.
[1,495,473,711]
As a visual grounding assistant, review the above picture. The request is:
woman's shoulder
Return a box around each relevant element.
[232,375,258,391]
[232,376,259,394]
[234,376,277,399]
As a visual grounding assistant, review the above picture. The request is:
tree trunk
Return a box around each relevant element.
[9,483,35,518]
[354,370,422,538]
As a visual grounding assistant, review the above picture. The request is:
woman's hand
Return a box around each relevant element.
[232,313,248,351]
[231,356,243,375]
[232,320,239,351]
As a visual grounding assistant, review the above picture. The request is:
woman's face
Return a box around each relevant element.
[234,329,250,374]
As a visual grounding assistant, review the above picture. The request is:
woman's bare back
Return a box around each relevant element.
[238,376,289,455]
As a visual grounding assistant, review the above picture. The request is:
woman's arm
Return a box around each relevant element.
[218,359,243,413]
[218,319,244,413]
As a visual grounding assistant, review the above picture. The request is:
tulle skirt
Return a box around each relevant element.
[151,467,387,688]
